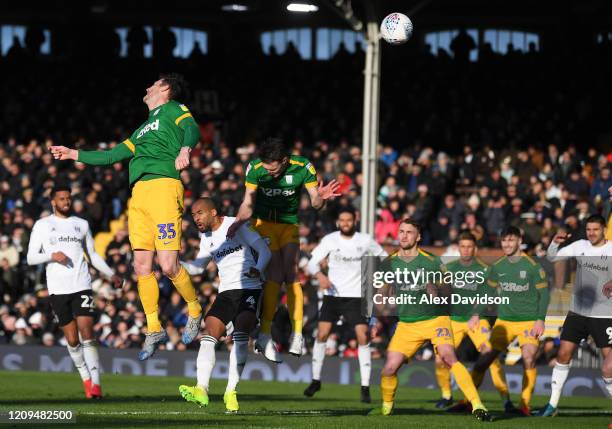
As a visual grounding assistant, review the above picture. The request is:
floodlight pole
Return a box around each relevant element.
[360,21,380,236]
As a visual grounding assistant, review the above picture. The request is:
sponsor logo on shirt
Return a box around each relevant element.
[306,162,316,175]
[260,187,295,197]
[56,236,81,244]
[137,119,159,139]
[499,282,530,292]
[214,244,243,260]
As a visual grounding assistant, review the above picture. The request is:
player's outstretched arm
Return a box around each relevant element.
[307,179,341,210]
[181,257,211,275]
[51,141,134,166]
[228,186,257,238]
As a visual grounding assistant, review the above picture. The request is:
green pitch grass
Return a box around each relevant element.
[0,370,609,428]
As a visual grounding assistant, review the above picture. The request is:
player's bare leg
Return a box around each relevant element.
[304,321,333,397]
[355,323,372,402]
[62,320,92,398]
[158,249,202,344]
[134,250,168,360]
[256,250,283,363]
[282,243,304,356]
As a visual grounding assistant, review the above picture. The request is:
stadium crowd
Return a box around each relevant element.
[0,28,611,363]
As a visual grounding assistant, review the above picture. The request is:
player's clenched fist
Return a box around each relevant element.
[50,145,78,161]
[175,147,191,170]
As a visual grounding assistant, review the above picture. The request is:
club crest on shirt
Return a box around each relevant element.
[520,270,526,279]
[285,175,293,184]
[74,226,80,233]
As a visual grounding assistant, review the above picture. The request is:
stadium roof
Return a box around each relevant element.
[2,0,612,30]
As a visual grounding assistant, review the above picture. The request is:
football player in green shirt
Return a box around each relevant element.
[227,138,340,362]
[50,73,203,361]
[369,220,491,421]
[470,226,549,416]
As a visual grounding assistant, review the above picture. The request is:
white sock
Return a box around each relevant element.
[67,344,90,382]
[312,341,326,381]
[549,361,571,407]
[358,344,372,387]
[82,340,101,386]
[226,332,249,393]
[604,377,612,398]
[197,335,218,391]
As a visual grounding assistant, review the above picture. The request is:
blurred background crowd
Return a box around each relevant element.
[0,25,610,367]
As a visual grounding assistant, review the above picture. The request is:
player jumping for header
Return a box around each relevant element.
[227,138,340,362]
[50,73,203,360]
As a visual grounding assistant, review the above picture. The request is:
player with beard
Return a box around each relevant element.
[27,186,122,399]
[227,138,340,362]
[469,226,549,416]
[178,198,271,413]
[537,215,612,416]
[303,207,387,403]
[369,220,491,421]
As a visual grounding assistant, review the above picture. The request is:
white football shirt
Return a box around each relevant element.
[548,239,612,318]
[182,217,270,293]
[307,231,387,298]
[26,215,114,295]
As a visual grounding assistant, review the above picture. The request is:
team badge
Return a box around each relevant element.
[520,270,526,279]
[74,226,81,233]
[286,175,293,184]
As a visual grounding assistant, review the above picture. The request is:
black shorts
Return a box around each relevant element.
[560,311,612,349]
[319,296,368,326]
[49,290,96,327]
[206,289,262,326]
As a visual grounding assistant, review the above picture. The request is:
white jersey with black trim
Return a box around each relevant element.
[307,231,387,298]
[26,215,114,295]
[548,239,612,318]
[182,217,270,293]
